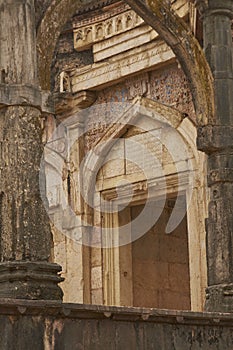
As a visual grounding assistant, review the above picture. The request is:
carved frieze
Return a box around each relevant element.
[93,25,158,62]
[125,73,150,99]
[73,9,144,51]
[69,40,175,93]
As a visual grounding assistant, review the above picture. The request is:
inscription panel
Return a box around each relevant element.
[69,41,175,93]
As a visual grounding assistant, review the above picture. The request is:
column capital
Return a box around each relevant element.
[194,0,233,18]
[194,0,208,17]
[0,84,55,114]
[0,84,41,110]
[197,125,233,154]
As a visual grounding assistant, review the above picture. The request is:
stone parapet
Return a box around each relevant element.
[0,301,233,348]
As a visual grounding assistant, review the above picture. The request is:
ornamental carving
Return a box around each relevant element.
[73,9,144,51]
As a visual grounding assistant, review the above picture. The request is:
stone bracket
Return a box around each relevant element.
[54,90,97,120]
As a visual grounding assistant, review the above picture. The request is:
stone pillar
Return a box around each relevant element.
[0,0,63,300]
[197,0,233,311]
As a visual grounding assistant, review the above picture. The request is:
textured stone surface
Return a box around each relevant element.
[197,0,233,312]
[0,106,51,262]
[84,64,195,151]
[0,106,63,300]
[0,301,232,349]
[0,0,37,86]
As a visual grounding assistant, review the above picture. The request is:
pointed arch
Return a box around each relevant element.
[37,0,94,91]
[37,0,214,125]
[82,97,197,208]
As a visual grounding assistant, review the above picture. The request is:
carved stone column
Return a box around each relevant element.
[197,0,233,311]
[0,0,63,300]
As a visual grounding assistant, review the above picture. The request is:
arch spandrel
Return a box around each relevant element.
[37,0,94,91]
[37,0,214,125]
[124,0,214,125]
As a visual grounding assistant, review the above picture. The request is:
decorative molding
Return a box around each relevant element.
[54,90,97,119]
[69,40,175,93]
[93,24,158,62]
[193,0,208,17]
[74,9,144,51]
[73,2,130,28]
[125,73,150,99]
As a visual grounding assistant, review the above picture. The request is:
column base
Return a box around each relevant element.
[0,261,64,301]
[205,284,233,312]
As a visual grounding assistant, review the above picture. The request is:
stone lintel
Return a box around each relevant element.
[70,41,175,93]
[93,25,158,62]
[0,261,64,301]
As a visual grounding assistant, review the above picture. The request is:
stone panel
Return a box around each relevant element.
[93,25,158,62]
[71,41,175,92]
[1,302,233,349]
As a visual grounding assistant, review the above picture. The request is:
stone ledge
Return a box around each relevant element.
[0,299,232,324]
[69,40,175,93]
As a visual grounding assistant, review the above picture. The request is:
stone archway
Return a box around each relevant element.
[81,97,208,310]
[37,0,214,125]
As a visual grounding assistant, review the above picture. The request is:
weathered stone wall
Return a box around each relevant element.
[46,1,206,309]
[51,28,93,92]
[35,0,51,28]
[0,301,233,350]
[85,63,195,151]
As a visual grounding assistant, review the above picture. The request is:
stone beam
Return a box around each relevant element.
[69,40,175,93]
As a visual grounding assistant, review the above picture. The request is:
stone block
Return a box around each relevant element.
[93,25,158,62]
[91,266,102,290]
[91,248,102,267]
[91,288,103,305]
[71,41,175,92]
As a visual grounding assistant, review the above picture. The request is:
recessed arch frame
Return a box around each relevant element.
[37,0,215,125]
[80,97,207,311]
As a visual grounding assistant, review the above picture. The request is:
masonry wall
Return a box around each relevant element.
[0,301,233,350]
